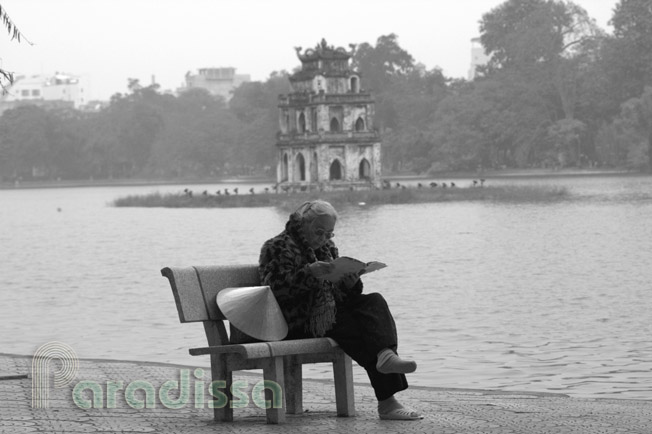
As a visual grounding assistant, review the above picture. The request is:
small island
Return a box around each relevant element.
[113,183,569,210]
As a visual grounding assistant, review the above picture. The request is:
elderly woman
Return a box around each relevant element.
[258,200,422,420]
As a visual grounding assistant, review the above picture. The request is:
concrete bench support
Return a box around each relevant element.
[161,265,355,424]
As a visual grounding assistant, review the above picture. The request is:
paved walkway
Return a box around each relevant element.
[1,354,650,433]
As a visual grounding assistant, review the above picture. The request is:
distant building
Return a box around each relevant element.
[276,39,382,191]
[182,67,250,101]
[0,72,88,112]
[468,37,491,80]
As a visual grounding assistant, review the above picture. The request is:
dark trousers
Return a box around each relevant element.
[325,292,408,401]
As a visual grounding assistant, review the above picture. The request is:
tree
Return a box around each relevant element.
[87,80,169,178]
[481,0,601,116]
[0,105,53,179]
[594,120,634,167]
[352,34,416,132]
[546,118,587,166]
[229,71,291,171]
[478,0,603,166]
[602,0,652,101]
[352,34,415,93]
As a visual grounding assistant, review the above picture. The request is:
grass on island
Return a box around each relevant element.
[113,184,569,210]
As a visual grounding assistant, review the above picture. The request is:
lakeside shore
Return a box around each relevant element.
[0,167,639,191]
[2,353,650,432]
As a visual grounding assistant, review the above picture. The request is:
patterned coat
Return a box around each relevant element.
[258,214,363,337]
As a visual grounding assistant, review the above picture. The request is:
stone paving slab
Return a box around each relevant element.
[1,354,650,433]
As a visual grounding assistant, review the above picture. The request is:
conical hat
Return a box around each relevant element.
[216,286,288,341]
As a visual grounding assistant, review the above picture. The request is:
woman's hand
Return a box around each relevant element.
[308,261,335,279]
[340,272,360,290]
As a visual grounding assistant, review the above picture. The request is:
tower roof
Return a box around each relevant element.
[295,39,354,62]
[290,39,357,82]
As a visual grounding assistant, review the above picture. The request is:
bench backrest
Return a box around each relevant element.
[161,265,261,323]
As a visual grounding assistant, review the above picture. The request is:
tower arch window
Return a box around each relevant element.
[311,108,318,131]
[281,110,289,133]
[298,112,306,133]
[328,106,343,132]
[294,153,306,181]
[359,158,371,180]
[329,159,343,180]
[281,153,289,182]
[350,76,359,93]
[330,117,340,132]
[355,117,365,132]
[310,151,318,181]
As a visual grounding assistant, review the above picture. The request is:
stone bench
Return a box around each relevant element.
[161,265,355,424]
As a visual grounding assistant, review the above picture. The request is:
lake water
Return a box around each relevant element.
[1,174,651,400]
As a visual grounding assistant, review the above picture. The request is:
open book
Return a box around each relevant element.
[321,256,387,283]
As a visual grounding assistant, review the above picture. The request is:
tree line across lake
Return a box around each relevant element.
[1,0,651,183]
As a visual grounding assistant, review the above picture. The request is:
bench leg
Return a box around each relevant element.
[284,356,303,414]
[333,351,355,417]
[262,356,286,424]
[209,354,234,422]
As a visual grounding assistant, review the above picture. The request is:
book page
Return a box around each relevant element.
[321,256,387,283]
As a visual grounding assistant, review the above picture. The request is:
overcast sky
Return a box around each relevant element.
[0,0,619,101]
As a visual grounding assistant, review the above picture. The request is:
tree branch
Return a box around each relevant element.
[1,4,31,43]
[0,3,32,93]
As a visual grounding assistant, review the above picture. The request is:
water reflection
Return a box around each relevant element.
[1,175,651,400]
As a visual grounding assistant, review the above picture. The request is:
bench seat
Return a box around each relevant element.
[189,337,340,357]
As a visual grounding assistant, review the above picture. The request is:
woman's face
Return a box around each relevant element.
[304,214,336,249]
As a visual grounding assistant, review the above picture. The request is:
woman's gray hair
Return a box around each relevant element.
[293,200,338,223]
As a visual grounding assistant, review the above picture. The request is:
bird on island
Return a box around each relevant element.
[234,188,239,195]
[249,188,255,194]
[473,180,478,187]
[480,179,486,186]
[442,183,447,188]
[202,190,208,196]
[430,182,438,188]
[417,183,423,188]
[396,182,401,188]
[450,182,456,187]
[224,188,230,196]
[264,187,269,193]
[216,190,221,195]
[183,188,193,197]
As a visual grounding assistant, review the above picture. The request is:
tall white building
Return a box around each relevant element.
[1,72,88,110]
[468,38,491,80]
[182,67,250,101]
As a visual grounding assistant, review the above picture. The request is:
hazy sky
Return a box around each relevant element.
[1,0,619,101]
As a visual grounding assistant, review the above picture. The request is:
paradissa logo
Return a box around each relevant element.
[31,341,282,410]
[72,368,283,410]
[32,342,79,408]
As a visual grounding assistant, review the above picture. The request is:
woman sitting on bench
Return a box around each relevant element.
[258,200,423,421]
